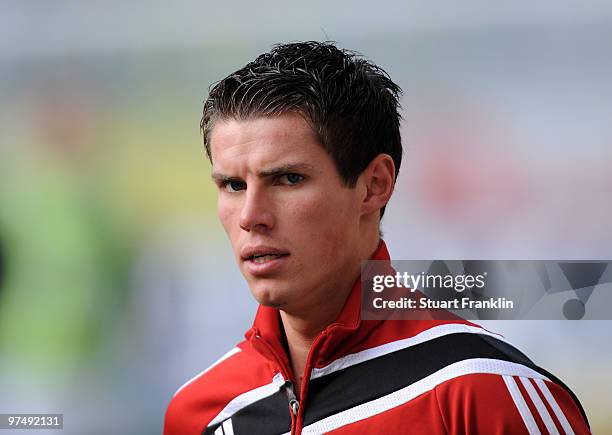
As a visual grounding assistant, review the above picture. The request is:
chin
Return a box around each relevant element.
[250,286,289,308]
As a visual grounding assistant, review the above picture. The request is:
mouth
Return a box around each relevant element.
[241,246,290,262]
[241,247,290,276]
[247,253,290,264]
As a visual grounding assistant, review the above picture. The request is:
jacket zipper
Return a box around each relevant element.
[253,332,300,433]
[284,380,300,417]
[254,327,332,434]
[295,329,328,425]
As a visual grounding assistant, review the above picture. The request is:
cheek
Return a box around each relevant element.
[217,200,238,239]
[290,191,358,255]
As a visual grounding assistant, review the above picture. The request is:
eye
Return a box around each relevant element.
[223,180,246,192]
[278,173,304,185]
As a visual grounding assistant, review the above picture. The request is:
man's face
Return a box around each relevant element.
[210,113,364,313]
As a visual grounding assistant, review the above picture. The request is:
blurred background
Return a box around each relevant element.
[1,1,611,433]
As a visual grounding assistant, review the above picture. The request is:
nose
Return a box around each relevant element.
[239,186,275,232]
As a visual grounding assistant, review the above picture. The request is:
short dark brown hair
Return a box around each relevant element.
[201,41,403,217]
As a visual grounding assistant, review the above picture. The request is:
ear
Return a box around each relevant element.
[359,154,396,217]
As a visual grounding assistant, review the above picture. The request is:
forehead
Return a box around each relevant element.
[210,114,331,172]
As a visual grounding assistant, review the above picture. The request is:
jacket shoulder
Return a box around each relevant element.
[434,371,591,435]
[163,341,272,435]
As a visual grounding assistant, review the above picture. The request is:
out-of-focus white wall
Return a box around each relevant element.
[1,1,611,433]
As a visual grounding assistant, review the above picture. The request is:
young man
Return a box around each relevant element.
[164,42,590,434]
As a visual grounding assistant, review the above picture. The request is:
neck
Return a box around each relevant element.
[279,233,381,394]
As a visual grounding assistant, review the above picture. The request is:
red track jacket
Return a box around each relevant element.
[164,241,590,434]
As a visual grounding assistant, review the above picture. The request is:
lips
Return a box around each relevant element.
[241,246,290,276]
[251,253,286,263]
[241,246,290,261]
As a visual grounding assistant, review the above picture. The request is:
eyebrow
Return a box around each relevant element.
[211,163,315,182]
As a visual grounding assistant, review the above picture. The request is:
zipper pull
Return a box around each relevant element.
[284,381,300,416]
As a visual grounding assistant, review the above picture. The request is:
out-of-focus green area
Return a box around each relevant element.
[0,48,238,433]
